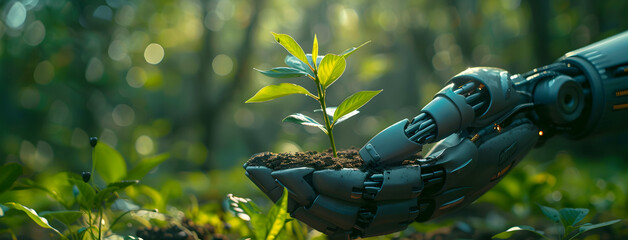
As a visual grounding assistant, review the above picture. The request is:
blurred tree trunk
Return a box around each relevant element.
[195,0,265,170]
[528,0,551,65]
[447,0,475,66]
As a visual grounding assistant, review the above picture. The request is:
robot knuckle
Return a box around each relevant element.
[300,195,361,231]
[270,167,316,206]
[244,166,284,202]
[360,199,420,237]
[312,169,368,204]
[368,165,422,201]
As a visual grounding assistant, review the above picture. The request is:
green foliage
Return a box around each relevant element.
[126,153,169,180]
[247,33,378,157]
[265,189,289,240]
[493,225,549,240]
[271,33,310,69]
[228,188,301,240]
[0,163,22,195]
[493,205,621,240]
[0,139,167,240]
[318,54,346,89]
[283,113,327,134]
[3,202,65,239]
[40,210,83,227]
[333,90,382,125]
[246,83,316,103]
[256,67,309,78]
[93,141,127,184]
[339,41,371,58]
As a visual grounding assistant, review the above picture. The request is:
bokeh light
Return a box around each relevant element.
[5,2,26,29]
[93,5,113,21]
[108,40,128,61]
[126,66,147,88]
[100,129,118,146]
[70,128,89,148]
[85,57,104,83]
[144,43,164,64]
[212,54,233,76]
[23,20,45,46]
[112,104,135,126]
[33,60,54,85]
[135,135,154,155]
[115,5,135,26]
[19,140,53,172]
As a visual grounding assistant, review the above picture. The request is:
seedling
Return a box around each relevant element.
[246,33,380,157]
[228,188,308,240]
[493,204,621,240]
[1,137,169,240]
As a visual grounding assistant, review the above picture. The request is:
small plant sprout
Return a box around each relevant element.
[493,204,621,240]
[246,32,380,157]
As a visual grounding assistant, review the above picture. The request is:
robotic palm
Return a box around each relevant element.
[244,31,628,239]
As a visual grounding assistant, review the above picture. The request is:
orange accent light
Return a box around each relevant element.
[613,103,628,110]
[616,89,628,97]
[538,131,544,136]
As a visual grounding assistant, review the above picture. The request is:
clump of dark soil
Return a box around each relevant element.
[246,147,421,170]
[135,218,226,240]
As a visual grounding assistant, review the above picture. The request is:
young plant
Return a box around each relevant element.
[246,33,380,157]
[492,204,621,240]
[0,137,169,240]
[228,188,308,240]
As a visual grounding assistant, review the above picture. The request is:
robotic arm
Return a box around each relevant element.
[243,31,628,239]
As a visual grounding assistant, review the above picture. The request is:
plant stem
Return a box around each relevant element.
[98,206,102,240]
[314,77,337,157]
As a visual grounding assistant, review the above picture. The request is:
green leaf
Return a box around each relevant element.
[70,179,95,209]
[317,54,346,89]
[284,54,324,79]
[492,225,548,239]
[228,194,265,239]
[306,54,323,70]
[312,35,318,69]
[569,219,621,240]
[284,55,315,78]
[93,141,127,184]
[559,208,589,227]
[0,204,6,217]
[271,32,310,69]
[256,67,309,78]
[127,153,169,180]
[314,107,359,125]
[538,204,561,223]
[0,163,22,195]
[78,226,97,240]
[246,83,316,103]
[266,188,289,240]
[4,202,65,238]
[137,185,166,212]
[333,90,382,126]
[339,41,371,58]
[282,113,327,134]
[95,180,139,206]
[40,210,82,226]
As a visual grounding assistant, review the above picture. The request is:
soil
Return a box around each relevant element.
[246,147,421,171]
[135,218,226,240]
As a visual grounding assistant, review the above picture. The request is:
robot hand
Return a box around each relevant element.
[243,121,538,239]
[244,31,628,239]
